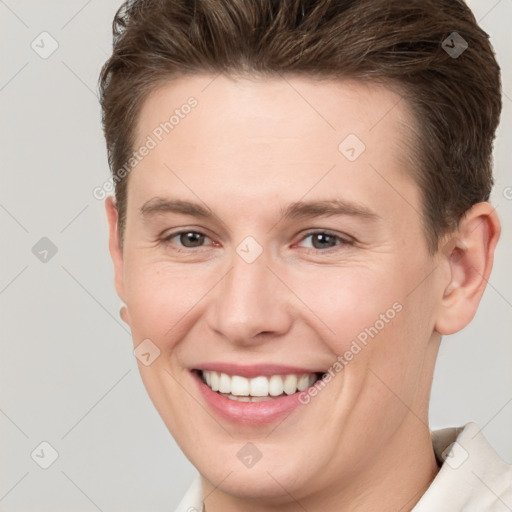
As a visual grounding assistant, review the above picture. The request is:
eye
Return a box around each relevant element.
[297,230,352,251]
[162,230,213,249]
[160,229,352,252]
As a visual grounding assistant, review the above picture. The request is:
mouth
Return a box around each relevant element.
[192,369,326,402]
[189,363,333,425]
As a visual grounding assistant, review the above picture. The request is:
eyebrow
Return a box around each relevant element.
[139,197,380,223]
[281,199,379,221]
[140,197,214,221]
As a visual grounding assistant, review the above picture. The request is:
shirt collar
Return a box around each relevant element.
[412,421,512,511]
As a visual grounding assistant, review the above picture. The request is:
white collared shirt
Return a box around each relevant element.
[174,422,512,511]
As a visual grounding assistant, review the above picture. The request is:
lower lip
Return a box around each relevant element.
[191,371,305,426]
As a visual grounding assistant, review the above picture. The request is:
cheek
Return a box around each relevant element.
[286,262,433,406]
[123,262,209,345]
[286,264,406,354]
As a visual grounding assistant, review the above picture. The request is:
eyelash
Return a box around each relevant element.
[160,229,354,253]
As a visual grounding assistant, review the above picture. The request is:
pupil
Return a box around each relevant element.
[181,232,204,247]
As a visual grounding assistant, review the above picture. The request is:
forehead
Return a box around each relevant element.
[134,74,412,153]
[129,74,419,223]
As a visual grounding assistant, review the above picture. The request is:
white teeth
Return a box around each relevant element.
[268,375,284,396]
[226,395,250,402]
[297,374,310,391]
[250,376,268,396]
[224,394,273,402]
[210,371,219,391]
[200,370,320,397]
[231,375,250,396]
[283,374,298,395]
[218,373,231,393]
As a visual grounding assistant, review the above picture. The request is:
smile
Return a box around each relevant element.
[199,370,322,401]
[190,367,328,425]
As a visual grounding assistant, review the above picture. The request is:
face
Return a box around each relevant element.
[108,75,447,504]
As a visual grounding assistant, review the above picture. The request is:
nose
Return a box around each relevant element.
[206,248,293,346]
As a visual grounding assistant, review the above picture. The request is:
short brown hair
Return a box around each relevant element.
[99,0,502,253]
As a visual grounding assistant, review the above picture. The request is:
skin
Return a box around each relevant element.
[105,74,500,511]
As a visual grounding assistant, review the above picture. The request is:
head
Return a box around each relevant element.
[100,0,501,507]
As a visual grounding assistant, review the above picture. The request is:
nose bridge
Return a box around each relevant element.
[207,245,291,344]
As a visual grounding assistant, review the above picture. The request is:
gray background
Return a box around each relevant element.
[0,1,510,511]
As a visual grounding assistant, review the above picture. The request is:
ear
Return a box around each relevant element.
[435,202,500,335]
[105,196,128,308]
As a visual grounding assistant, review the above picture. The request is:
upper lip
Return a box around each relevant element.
[192,362,325,378]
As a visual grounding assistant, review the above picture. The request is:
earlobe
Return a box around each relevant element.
[435,203,500,335]
[105,196,127,304]
[119,304,130,324]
